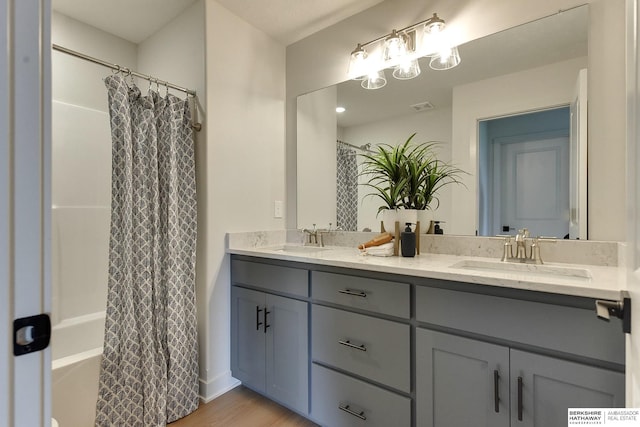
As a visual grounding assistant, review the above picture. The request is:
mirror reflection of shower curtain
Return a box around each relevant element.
[95,74,199,425]
[337,141,358,231]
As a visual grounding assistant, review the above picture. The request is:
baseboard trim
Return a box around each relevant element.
[199,371,241,403]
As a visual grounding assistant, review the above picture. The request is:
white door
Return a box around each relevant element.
[569,69,588,240]
[0,1,52,426]
[494,135,570,238]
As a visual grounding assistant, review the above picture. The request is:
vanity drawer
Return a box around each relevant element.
[311,364,410,427]
[311,271,410,318]
[312,305,410,392]
[231,259,308,297]
[415,285,625,365]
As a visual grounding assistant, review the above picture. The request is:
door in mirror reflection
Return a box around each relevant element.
[478,107,570,238]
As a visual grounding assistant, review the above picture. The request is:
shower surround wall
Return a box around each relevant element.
[51,11,136,427]
[51,3,205,424]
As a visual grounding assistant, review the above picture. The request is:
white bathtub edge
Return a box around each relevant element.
[52,346,102,371]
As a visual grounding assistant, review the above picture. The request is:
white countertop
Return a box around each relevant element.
[228,244,625,301]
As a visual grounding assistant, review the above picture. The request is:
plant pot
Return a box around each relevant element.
[381,209,399,235]
[382,209,418,235]
[417,210,434,233]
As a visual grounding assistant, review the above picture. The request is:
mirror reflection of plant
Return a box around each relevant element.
[359,133,467,214]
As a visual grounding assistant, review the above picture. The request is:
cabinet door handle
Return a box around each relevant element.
[338,339,367,352]
[338,289,367,298]
[255,306,263,331]
[517,376,523,421]
[338,404,366,420]
[494,370,500,413]
[263,308,270,333]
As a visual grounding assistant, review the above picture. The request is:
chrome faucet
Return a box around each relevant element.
[514,228,530,260]
[500,228,556,264]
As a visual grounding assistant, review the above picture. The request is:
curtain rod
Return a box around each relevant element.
[337,139,373,152]
[52,43,197,97]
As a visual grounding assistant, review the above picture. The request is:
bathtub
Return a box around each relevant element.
[52,312,104,427]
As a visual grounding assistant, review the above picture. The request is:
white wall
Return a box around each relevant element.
[202,0,286,401]
[136,0,210,398]
[50,12,136,326]
[286,0,627,242]
[450,56,587,235]
[342,108,453,231]
[296,86,337,229]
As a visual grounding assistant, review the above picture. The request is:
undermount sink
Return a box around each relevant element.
[275,244,329,253]
[450,259,592,281]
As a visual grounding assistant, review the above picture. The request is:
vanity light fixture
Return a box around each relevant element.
[361,69,387,89]
[347,12,459,89]
[429,45,461,70]
[336,106,346,113]
[384,29,408,61]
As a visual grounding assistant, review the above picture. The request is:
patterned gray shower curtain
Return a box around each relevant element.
[95,74,199,426]
[337,141,358,231]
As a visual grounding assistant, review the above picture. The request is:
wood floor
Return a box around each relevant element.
[168,386,319,427]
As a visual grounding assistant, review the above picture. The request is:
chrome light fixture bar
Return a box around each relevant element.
[348,13,460,89]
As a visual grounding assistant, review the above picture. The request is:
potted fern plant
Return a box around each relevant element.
[360,133,467,233]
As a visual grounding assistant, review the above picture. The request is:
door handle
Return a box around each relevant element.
[263,308,270,333]
[517,376,523,421]
[13,314,51,356]
[256,306,263,331]
[494,370,500,413]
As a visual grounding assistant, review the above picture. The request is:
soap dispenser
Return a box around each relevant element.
[434,221,444,234]
[401,223,416,257]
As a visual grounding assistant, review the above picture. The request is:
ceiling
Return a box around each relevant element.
[52,0,383,45]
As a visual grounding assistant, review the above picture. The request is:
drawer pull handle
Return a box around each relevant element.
[338,339,367,352]
[494,370,500,413]
[517,376,523,421]
[338,289,367,298]
[339,404,366,420]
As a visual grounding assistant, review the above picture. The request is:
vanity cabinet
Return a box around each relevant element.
[416,329,624,427]
[415,283,625,427]
[230,260,309,415]
[229,255,626,427]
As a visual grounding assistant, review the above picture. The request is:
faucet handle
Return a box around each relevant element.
[529,237,543,264]
[501,236,514,262]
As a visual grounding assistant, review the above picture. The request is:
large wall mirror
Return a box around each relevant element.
[297,5,590,238]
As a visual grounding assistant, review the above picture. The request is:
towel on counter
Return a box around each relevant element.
[360,242,394,257]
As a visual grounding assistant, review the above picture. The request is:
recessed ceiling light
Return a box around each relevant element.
[336,107,346,113]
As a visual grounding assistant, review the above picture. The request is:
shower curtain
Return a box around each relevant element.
[337,141,358,231]
[95,74,199,426]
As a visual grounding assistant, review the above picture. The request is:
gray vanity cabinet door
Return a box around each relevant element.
[510,350,625,427]
[265,293,309,414]
[231,286,266,393]
[416,329,510,427]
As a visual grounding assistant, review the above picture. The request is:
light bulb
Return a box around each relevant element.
[384,30,407,61]
[424,13,446,35]
[348,44,368,80]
